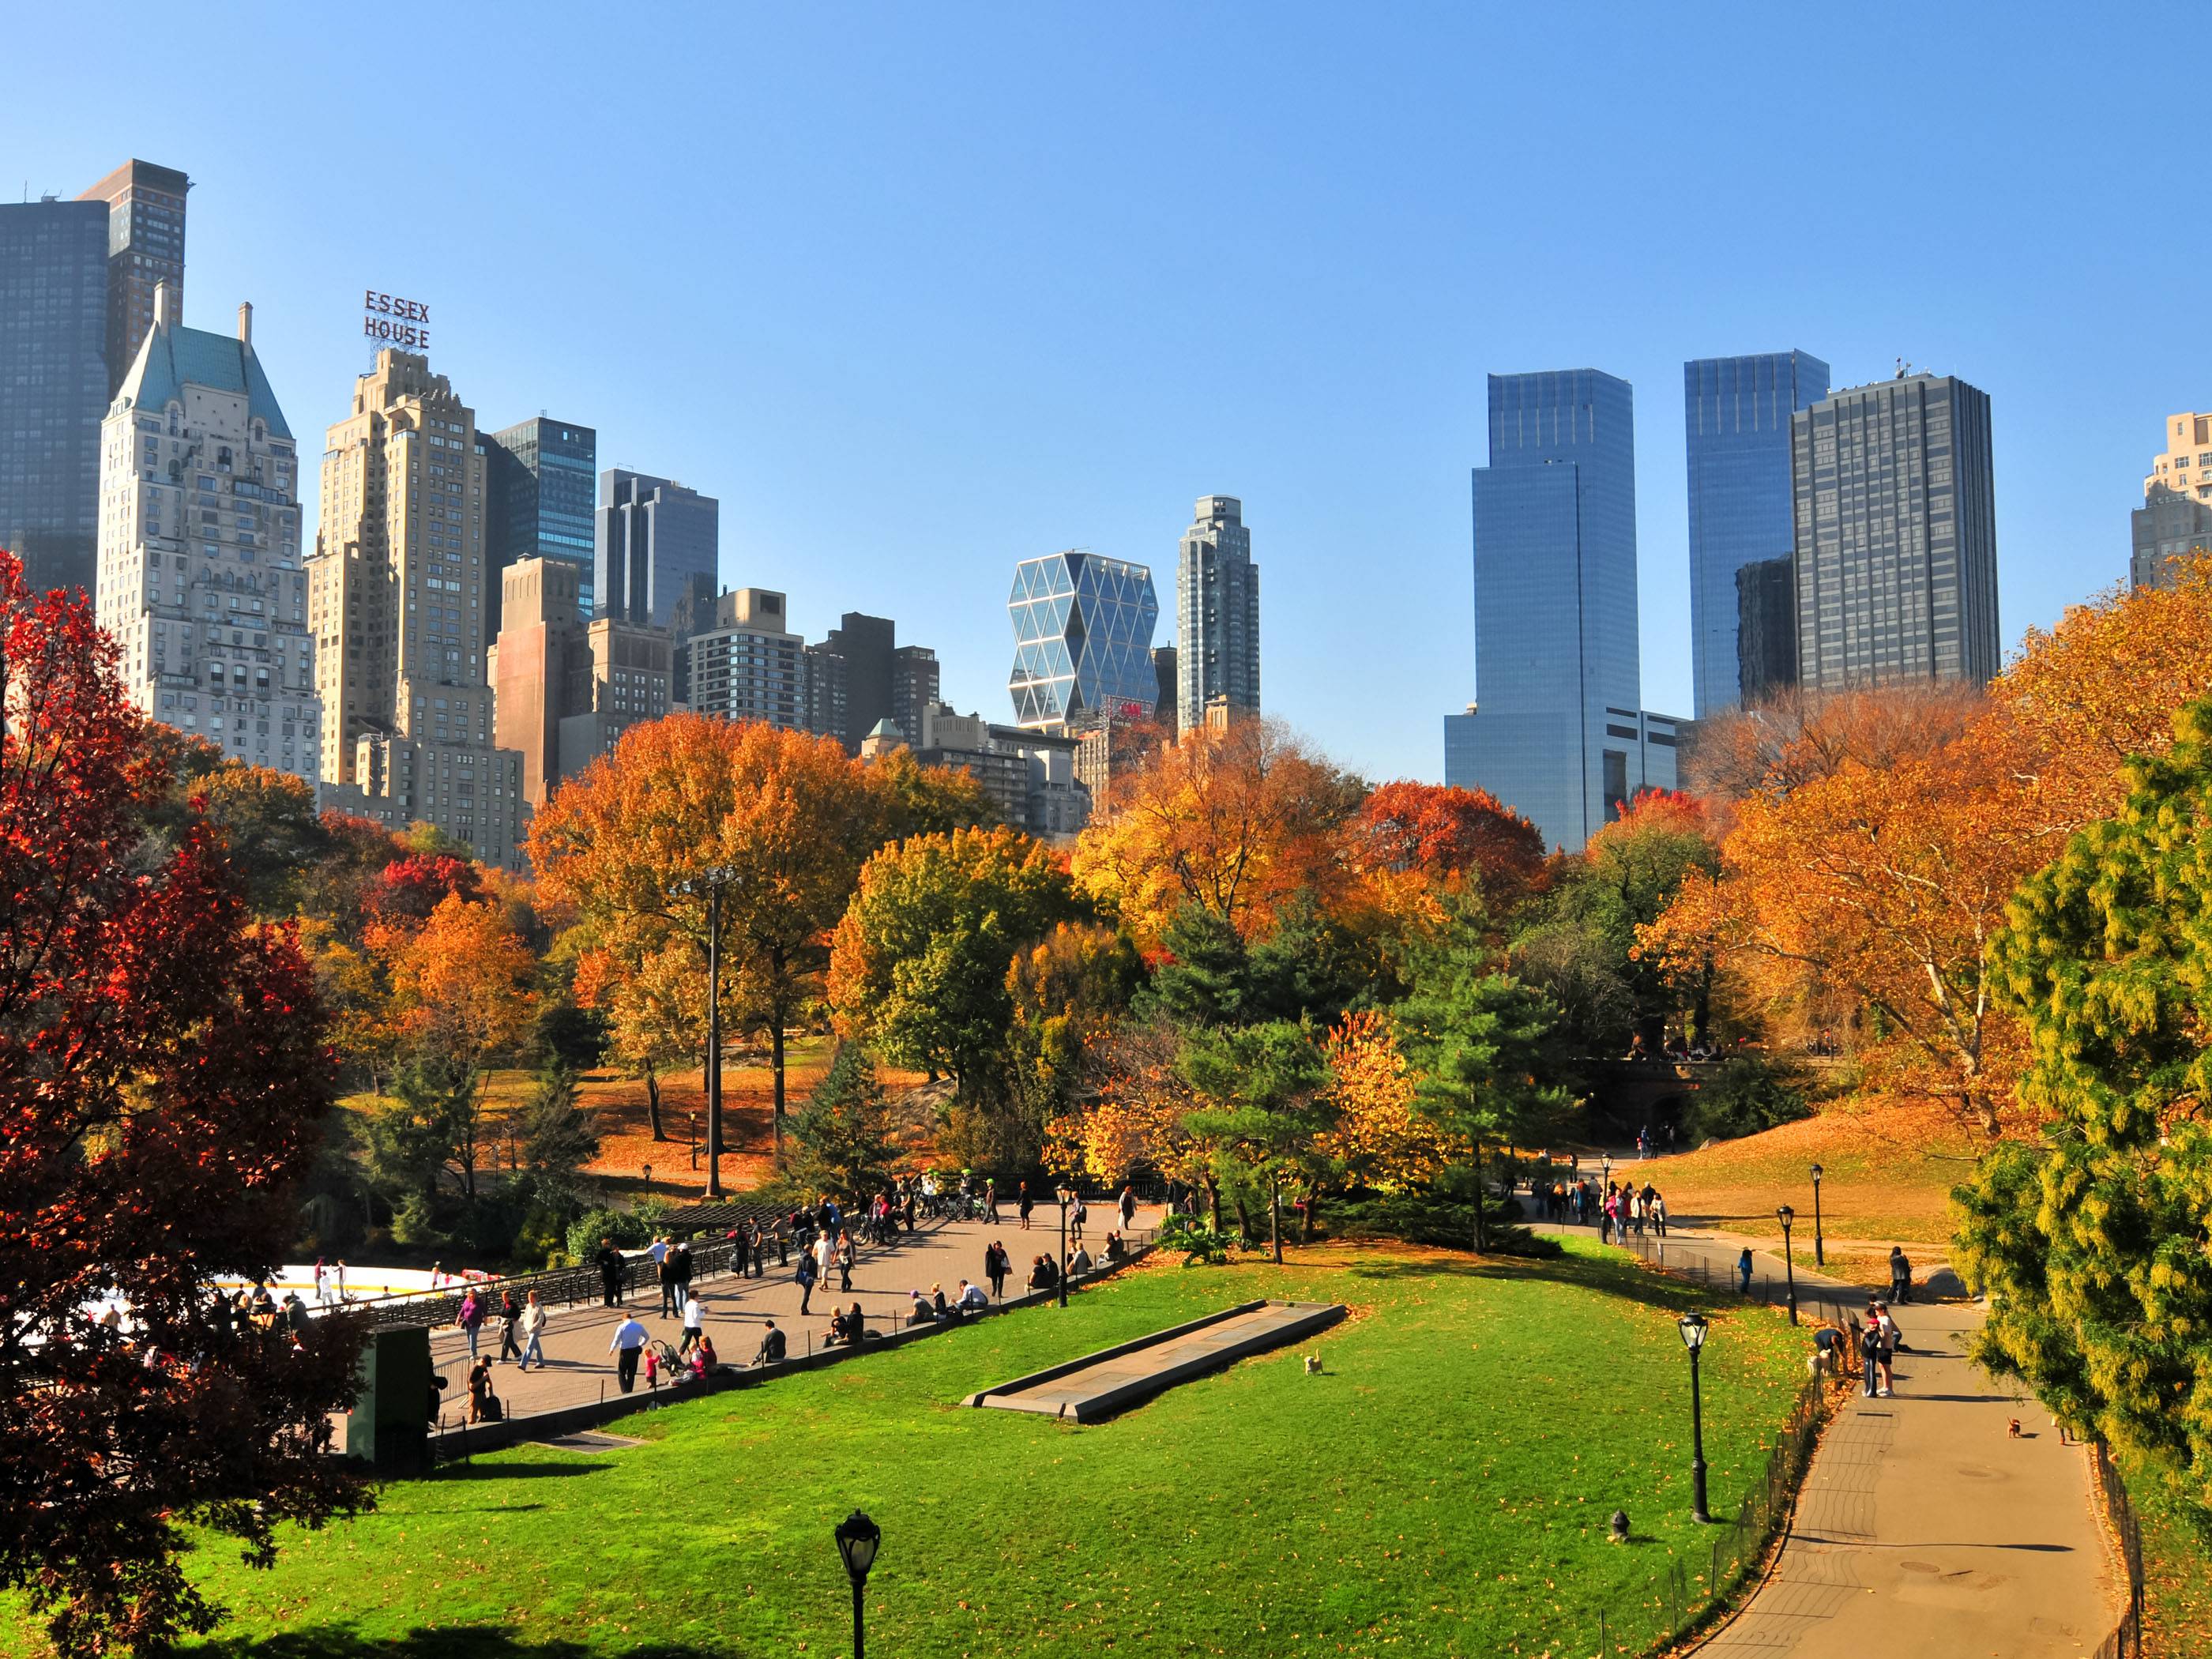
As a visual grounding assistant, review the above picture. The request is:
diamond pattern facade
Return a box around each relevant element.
[1007,551,1158,730]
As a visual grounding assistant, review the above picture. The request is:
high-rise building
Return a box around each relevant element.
[490,556,670,810]
[308,349,527,867]
[595,468,717,627]
[1007,551,1159,732]
[1790,372,1999,691]
[78,160,189,401]
[483,417,596,630]
[687,588,807,730]
[95,288,321,785]
[1175,495,1259,736]
[1683,351,1830,717]
[823,612,895,751]
[0,195,109,599]
[803,638,848,743]
[2133,412,2212,589]
[905,702,1090,838]
[1151,644,1178,735]
[892,645,939,748]
[1444,369,1657,851]
[1734,556,1796,705]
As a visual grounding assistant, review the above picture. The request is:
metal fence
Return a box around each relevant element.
[2091,1440,2146,1659]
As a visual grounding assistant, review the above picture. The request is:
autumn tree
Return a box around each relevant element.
[0,555,367,1656]
[866,743,999,839]
[1320,1010,1452,1192]
[1350,780,1547,901]
[1006,922,1143,1134]
[1071,717,1365,946]
[531,714,882,1151]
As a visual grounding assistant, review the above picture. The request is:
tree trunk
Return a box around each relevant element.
[1471,1134,1487,1255]
[1269,1172,1282,1264]
[1206,1176,1221,1234]
[644,1062,664,1141]
[772,1017,787,1157]
[1232,1191,1250,1243]
[1300,1190,1315,1245]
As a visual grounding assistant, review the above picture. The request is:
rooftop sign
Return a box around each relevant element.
[362,290,430,351]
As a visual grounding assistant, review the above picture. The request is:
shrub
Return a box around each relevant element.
[1332,1190,1561,1258]
[1686,1057,1812,1143]
[1153,1212,1235,1266]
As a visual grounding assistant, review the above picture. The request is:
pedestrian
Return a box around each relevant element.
[644,1342,661,1390]
[986,1176,1000,1222]
[658,1244,679,1316]
[609,1311,649,1393]
[1737,1247,1755,1296]
[467,1355,495,1423]
[1018,1181,1033,1231]
[672,1240,694,1312]
[1119,1184,1136,1233]
[520,1291,547,1370]
[1888,1246,1913,1306]
[985,1240,1009,1299]
[1874,1302,1900,1396]
[1652,1191,1668,1237]
[733,1224,751,1280]
[1858,1311,1884,1398]
[497,1290,522,1364]
[457,1288,483,1360]
[1070,1193,1088,1243]
[596,1237,625,1307]
[313,1257,327,1305]
[333,1259,348,1301]
[796,1251,818,1316]
[812,1226,835,1292]
[837,1228,855,1293]
[679,1292,705,1356]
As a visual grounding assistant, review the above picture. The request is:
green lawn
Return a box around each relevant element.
[32,1240,1816,1659]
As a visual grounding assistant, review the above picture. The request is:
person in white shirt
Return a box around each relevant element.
[956,1279,988,1315]
[519,1292,548,1370]
[609,1315,649,1393]
[812,1232,835,1282]
[679,1294,706,1356]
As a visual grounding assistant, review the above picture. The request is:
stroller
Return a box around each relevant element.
[646,1337,687,1389]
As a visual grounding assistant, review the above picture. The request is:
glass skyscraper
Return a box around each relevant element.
[1444,369,1655,852]
[483,416,596,631]
[0,198,110,600]
[594,468,718,628]
[1008,550,1159,730]
[1683,350,1829,717]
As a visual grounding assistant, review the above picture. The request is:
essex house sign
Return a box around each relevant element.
[362,290,431,351]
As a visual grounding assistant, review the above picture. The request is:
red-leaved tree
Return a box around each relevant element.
[0,554,368,1655]
[1350,780,1548,899]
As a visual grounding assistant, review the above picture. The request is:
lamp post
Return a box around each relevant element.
[675,866,738,1198]
[1678,1312,1711,1523]
[690,1113,698,1172]
[833,1509,880,1659]
[1777,1204,1799,1326]
[1810,1163,1825,1267]
[1056,1187,1070,1308]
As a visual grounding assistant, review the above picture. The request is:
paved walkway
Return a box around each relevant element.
[424,1205,1161,1431]
[1556,1224,2119,1657]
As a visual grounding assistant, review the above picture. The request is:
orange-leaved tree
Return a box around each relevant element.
[1319,1009,1451,1191]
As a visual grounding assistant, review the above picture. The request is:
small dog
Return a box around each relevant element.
[2008,1418,2022,1439]
[1304,1354,1323,1375]
[1608,1509,1631,1544]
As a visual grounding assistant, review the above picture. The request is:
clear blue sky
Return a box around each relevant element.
[7,6,2193,782]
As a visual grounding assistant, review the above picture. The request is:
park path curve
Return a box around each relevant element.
[1573,1223,2120,1657]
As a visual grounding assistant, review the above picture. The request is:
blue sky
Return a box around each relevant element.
[7,5,2194,781]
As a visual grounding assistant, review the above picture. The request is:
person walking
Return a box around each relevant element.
[1874,1302,1900,1396]
[986,1177,1001,1222]
[496,1290,522,1364]
[520,1291,548,1370]
[732,1224,751,1280]
[679,1292,705,1357]
[811,1227,835,1293]
[1018,1181,1033,1231]
[1070,1192,1088,1243]
[837,1228,855,1293]
[984,1240,1010,1300]
[1737,1247,1755,1296]
[457,1288,483,1360]
[1652,1191,1668,1237]
[672,1240,694,1312]
[595,1238,625,1307]
[796,1251,818,1316]
[658,1244,679,1317]
[1119,1185,1137,1234]
[609,1312,649,1393]
[1888,1246,1913,1306]
[1858,1311,1884,1398]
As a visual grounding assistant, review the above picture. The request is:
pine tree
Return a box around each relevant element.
[788,1043,901,1202]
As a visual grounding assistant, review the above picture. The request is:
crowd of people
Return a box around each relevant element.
[1531,1176,1670,1241]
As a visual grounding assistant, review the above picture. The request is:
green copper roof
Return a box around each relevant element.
[867,717,904,739]
[117,318,293,442]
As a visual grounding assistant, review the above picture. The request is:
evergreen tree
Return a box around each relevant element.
[788,1043,901,1202]
[1136,903,1251,1027]
[1178,1020,1334,1262]
[521,1062,598,1199]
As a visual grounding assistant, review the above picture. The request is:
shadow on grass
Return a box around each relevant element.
[424,1461,613,1481]
[1340,1250,1751,1319]
[200,1630,720,1659]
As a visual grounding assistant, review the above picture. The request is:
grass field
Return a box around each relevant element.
[2122,1459,2212,1659]
[28,1240,1820,1659]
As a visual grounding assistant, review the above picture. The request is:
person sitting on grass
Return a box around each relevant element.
[754,1320,788,1366]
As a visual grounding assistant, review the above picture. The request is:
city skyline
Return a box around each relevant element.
[1,9,2200,784]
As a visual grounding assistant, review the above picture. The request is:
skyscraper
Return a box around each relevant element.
[1444,369,1663,852]
[1790,372,1999,691]
[2133,412,2212,589]
[95,288,322,787]
[483,417,596,630]
[77,160,189,401]
[1734,556,1796,705]
[595,468,717,627]
[1175,495,1258,736]
[685,588,807,731]
[0,195,109,599]
[1007,550,1159,731]
[1683,351,1830,717]
[309,349,527,867]
[891,645,940,744]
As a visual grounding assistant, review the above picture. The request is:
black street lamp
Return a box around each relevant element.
[1677,1312,1711,1523]
[1056,1187,1070,1308]
[675,866,739,1198]
[1777,1204,1799,1326]
[834,1509,881,1659]
[1810,1163,1825,1267]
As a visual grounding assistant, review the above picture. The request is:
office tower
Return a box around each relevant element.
[1175,495,1259,736]
[1790,372,1999,691]
[663,569,717,705]
[1444,370,1656,852]
[483,417,596,631]
[906,702,1090,838]
[1734,557,1797,705]
[491,556,670,810]
[1683,351,1830,717]
[687,588,807,729]
[94,288,321,786]
[892,645,939,747]
[1151,645,1178,734]
[823,611,895,750]
[595,468,717,627]
[803,639,848,742]
[308,349,528,867]
[2132,412,2212,589]
[0,196,109,599]
[78,160,189,401]
[1007,551,1160,731]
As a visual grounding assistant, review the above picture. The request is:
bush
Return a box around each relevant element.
[1687,1057,1812,1143]
[565,1205,653,1262]
[1153,1212,1235,1266]
[1331,1191,1561,1258]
